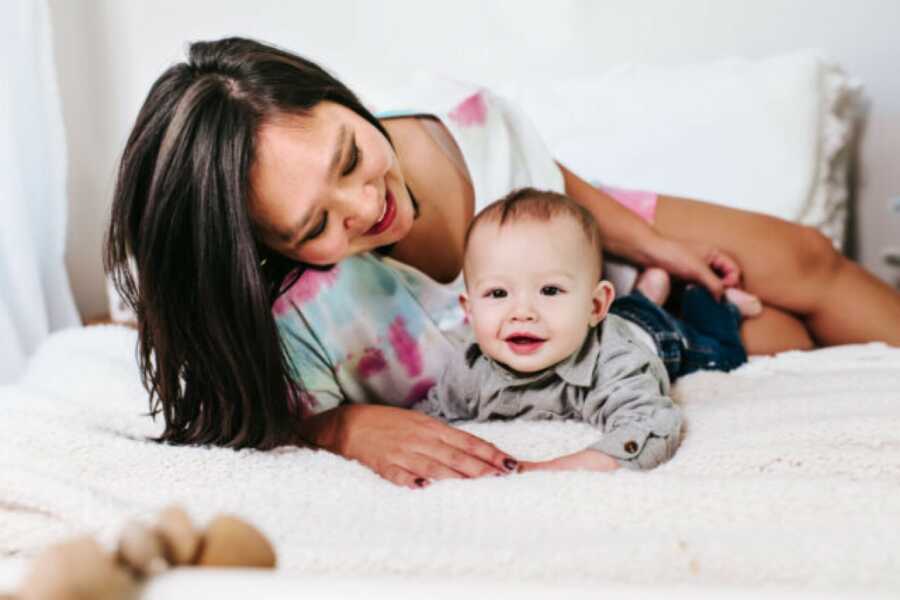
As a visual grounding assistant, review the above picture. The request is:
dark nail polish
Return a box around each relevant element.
[503,458,518,471]
[415,477,427,488]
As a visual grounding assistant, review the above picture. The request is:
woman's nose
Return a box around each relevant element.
[339,183,379,233]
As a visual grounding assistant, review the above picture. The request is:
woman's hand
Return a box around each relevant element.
[519,449,619,473]
[297,404,519,489]
[647,237,742,300]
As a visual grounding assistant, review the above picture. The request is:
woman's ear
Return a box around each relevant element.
[589,280,616,327]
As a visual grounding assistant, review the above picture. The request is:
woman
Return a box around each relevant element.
[107,37,900,488]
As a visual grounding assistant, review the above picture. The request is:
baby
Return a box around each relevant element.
[415,187,749,473]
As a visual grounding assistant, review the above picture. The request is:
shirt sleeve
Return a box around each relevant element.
[277,310,344,416]
[582,346,683,470]
[411,351,476,422]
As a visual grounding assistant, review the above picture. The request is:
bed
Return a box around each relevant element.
[2,51,898,598]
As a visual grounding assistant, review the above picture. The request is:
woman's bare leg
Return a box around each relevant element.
[740,307,815,355]
[655,195,900,347]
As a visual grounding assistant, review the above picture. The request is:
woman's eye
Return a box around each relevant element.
[303,212,328,242]
[487,289,507,299]
[341,139,361,176]
[541,285,562,296]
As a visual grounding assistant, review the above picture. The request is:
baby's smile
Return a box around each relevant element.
[504,333,548,355]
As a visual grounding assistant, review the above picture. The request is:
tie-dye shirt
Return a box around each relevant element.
[274,79,658,415]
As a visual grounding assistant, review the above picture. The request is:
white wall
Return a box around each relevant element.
[49,0,900,319]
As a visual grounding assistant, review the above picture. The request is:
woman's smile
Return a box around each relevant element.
[366,188,396,236]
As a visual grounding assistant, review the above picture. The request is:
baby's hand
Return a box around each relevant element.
[518,449,619,473]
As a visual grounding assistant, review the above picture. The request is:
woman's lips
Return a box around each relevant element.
[506,335,546,355]
[365,189,396,236]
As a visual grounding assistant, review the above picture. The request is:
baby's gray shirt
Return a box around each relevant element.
[414,314,683,470]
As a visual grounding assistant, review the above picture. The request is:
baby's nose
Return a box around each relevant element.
[510,303,538,321]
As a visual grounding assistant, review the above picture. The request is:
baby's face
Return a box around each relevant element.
[462,216,614,373]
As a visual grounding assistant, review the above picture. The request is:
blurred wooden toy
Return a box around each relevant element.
[15,506,276,600]
[195,515,277,568]
[18,536,137,600]
[154,506,201,566]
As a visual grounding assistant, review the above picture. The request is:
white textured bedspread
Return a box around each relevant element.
[1,325,899,594]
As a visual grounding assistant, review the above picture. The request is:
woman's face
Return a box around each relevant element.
[249,102,415,265]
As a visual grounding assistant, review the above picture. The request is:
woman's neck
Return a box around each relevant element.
[380,116,475,283]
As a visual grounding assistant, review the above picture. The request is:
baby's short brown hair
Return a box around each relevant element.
[464,187,604,271]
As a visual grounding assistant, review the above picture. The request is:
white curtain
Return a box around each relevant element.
[0,0,80,384]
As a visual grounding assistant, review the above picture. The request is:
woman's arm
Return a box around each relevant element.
[296,404,518,488]
[559,163,739,298]
[558,163,659,265]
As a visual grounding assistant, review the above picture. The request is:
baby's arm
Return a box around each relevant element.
[586,350,682,471]
[519,448,620,473]
[523,349,681,474]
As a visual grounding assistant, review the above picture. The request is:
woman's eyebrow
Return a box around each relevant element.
[278,124,348,243]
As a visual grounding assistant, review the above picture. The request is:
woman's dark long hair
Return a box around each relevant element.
[105,37,390,449]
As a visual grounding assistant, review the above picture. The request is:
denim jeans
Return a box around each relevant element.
[609,287,747,382]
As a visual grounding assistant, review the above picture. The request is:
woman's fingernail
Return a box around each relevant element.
[503,458,518,471]
[415,478,428,488]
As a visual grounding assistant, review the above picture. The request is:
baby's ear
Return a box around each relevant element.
[590,281,616,327]
[459,293,471,319]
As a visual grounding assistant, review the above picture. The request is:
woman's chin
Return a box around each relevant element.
[397,204,417,236]
[355,193,416,255]
[383,199,415,243]
[363,223,410,256]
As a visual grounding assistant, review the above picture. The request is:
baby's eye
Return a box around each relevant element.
[541,285,563,296]
[486,289,507,299]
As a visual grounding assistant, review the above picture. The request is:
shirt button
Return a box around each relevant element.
[624,441,639,454]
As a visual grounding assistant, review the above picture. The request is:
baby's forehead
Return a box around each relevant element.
[473,215,593,250]
[466,215,600,269]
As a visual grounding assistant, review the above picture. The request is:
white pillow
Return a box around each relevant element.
[496,50,862,249]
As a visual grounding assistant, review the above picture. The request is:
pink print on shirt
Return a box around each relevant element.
[388,316,423,377]
[449,92,487,127]
[272,266,341,315]
[405,378,436,407]
[357,347,388,378]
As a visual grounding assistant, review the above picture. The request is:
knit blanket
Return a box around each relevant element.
[1,325,899,594]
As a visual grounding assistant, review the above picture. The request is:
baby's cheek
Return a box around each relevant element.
[471,319,496,346]
[558,314,593,352]
[469,314,499,349]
